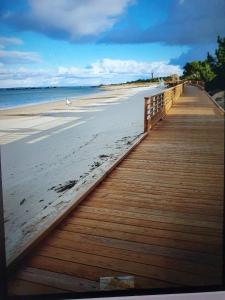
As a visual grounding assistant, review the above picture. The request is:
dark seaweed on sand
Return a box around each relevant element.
[54,180,78,193]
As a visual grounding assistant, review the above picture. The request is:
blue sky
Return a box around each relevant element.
[0,0,224,87]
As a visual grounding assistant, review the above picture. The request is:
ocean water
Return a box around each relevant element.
[0,86,102,109]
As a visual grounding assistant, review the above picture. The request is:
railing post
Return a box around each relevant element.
[162,92,165,118]
[144,97,148,132]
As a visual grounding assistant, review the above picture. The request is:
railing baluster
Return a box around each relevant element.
[144,82,185,132]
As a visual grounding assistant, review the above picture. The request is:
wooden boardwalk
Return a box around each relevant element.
[8,85,224,295]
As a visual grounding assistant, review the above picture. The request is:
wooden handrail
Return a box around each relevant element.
[189,80,205,90]
[144,83,185,132]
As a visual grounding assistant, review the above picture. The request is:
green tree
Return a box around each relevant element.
[199,61,216,82]
[215,36,225,85]
[206,52,215,70]
[215,36,225,67]
[183,61,202,80]
[206,36,225,91]
[183,36,225,91]
[183,61,215,82]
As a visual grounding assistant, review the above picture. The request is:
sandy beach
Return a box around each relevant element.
[1,84,163,262]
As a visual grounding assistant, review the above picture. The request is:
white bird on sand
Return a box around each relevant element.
[66,98,71,106]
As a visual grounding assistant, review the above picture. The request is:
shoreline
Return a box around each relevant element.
[0,88,118,117]
[0,87,104,111]
[0,83,158,111]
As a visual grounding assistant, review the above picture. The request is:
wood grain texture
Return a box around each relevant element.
[8,85,224,295]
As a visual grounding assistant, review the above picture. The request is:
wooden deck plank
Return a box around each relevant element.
[15,267,99,292]
[78,204,221,229]
[107,175,223,191]
[55,229,221,267]
[8,85,224,295]
[35,245,219,286]
[82,199,222,223]
[121,162,223,176]
[25,255,175,289]
[76,207,222,237]
[8,279,67,295]
[84,196,222,216]
[110,167,224,182]
[91,189,224,207]
[66,217,222,244]
[58,222,221,255]
[43,232,220,276]
[98,183,222,202]
[91,181,223,202]
[73,211,222,237]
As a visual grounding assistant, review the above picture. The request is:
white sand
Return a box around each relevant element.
[0,84,163,262]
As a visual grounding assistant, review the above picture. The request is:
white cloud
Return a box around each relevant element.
[5,0,134,41]
[0,49,42,64]
[0,36,42,65]
[0,66,53,87]
[0,58,182,88]
[0,36,23,48]
[59,59,182,78]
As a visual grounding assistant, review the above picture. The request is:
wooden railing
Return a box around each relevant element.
[189,80,205,90]
[165,79,186,88]
[144,83,184,132]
